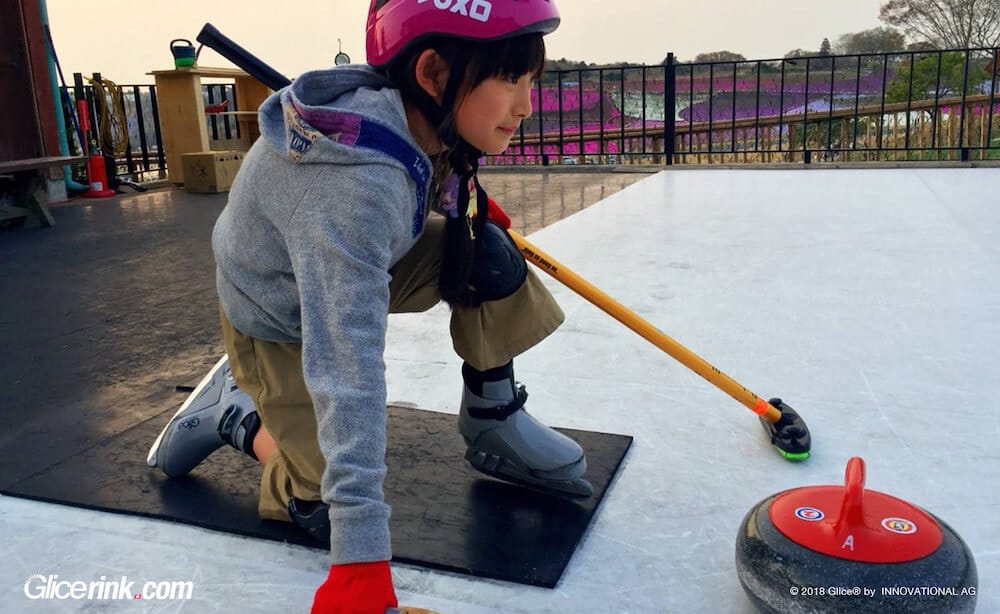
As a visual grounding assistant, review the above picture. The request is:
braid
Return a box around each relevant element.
[384,44,490,307]
[437,141,487,308]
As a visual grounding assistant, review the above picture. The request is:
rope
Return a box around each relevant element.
[85,76,130,156]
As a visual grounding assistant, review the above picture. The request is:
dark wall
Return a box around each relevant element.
[0,0,60,163]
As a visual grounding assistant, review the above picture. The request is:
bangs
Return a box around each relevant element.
[466,34,547,84]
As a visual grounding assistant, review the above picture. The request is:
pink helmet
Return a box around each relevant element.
[366,0,560,67]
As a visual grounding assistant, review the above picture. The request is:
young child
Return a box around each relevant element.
[147,1,587,611]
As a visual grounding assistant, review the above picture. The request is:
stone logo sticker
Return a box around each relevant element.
[881,517,918,534]
[794,506,824,522]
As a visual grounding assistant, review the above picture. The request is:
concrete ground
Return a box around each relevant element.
[48,168,651,235]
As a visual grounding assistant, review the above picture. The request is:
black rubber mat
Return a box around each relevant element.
[0,193,632,588]
[3,405,631,587]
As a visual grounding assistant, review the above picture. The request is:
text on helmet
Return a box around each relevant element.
[417,0,493,23]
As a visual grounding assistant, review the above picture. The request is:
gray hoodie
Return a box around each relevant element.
[212,65,434,564]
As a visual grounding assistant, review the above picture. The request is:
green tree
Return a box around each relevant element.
[885,51,982,102]
[692,50,747,63]
[784,48,818,59]
[546,57,593,72]
[812,38,835,69]
[835,27,907,54]
[880,0,1000,48]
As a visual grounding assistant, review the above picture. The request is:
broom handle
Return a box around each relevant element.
[508,230,782,424]
[190,21,782,425]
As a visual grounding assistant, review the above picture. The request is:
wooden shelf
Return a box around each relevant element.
[147,66,251,79]
[147,66,271,183]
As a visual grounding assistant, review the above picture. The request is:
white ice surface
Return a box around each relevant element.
[2,168,997,613]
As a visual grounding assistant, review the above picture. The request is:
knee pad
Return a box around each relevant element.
[469,220,527,303]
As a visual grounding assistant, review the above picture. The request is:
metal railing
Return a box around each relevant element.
[494,47,1000,165]
[61,73,245,183]
[64,47,999,182]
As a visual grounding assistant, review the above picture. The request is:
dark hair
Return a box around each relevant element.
[383,34,546,307]
[385,33,546,162]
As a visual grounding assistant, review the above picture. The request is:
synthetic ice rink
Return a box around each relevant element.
[3,167,998,613]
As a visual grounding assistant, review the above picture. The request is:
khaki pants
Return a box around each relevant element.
[219,217,564,521]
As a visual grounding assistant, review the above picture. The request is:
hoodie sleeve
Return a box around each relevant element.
[284,163,405,564]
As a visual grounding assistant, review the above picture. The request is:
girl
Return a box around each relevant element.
[148,1,586,611]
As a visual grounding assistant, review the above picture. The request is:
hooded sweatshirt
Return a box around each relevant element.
[212,65,434,564]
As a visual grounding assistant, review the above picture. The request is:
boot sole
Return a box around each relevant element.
[146,355,229,468]
[465,448,594,498]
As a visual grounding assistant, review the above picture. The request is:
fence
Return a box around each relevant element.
[62,48,1000,182]
[63,72,244,183]
[495,47,1000,165]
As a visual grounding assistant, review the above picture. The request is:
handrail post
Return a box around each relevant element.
[665,53,677,166]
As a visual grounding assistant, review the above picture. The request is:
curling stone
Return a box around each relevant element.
[735,457,977,613]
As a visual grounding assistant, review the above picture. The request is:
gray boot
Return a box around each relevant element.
[459,362,593,498]
[147,356,260,477]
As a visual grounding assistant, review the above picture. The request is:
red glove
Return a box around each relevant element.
[486,197,511,230]
[311,561,397,614]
